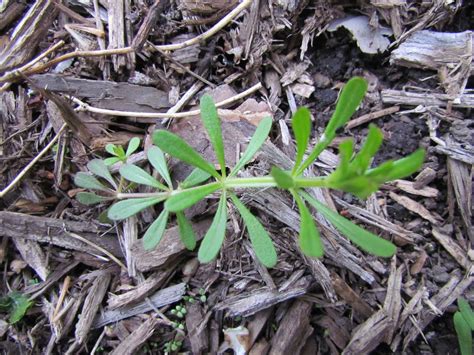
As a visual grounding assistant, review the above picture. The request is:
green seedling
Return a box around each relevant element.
[75,77,424,268]
[454,297,474,355]
[104,137,140,165]
[0,292,33,324]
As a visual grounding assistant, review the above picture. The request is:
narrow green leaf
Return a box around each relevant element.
[108,197,164,220]
[332,139,354,179]
[76,192,108,205]
[230,193,277,267]
[458,298,474,330]
[325,77,368,137]
[301,191,396,257]
[454,311,473,355]
[181,168,212,188]
[105,144,117,156]
[291,107,312,174]
[292,191,324,258]
[165,182,221,212]
[351,124,383,174]
[87,159,117,188]
[74,172,109,192]
[8,292,32,324]
[270,167,295,189]
[297,77,368,174]
[198,192,228,263]
[148,146,173,188]
[177,211,197,250]
[104,157,120,166]
[153,130,219,179]
[142,209,169,250]
[119,164,168,190]
[229,116,273,177]
[382,148,425,181]
[126,137,140,157]
[200,94,226,177]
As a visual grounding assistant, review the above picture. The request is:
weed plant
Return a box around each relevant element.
[75,77,424,267]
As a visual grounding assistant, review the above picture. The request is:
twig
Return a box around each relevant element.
[72,82,263,118]
[346,106,400,130]
[0,123,67,198]
[52,275,71,320]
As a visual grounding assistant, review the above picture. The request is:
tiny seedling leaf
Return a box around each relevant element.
[104,157,120,166]
[351,124,383,174]
[458,298,474,330]
[142,209,169,250]
[381,148,425,181]
[8,292,32,324]
[301,191,396,257]
[454,311,472,355]
[148,146,173,188]
[230,193,277,267]
[87,159,117,188]
[119,164,168,190]
[181,168,212,188]
[230,116,273,177]
[76,192,108,205]
[125,137,140,157]
[74,172,109,192]
[291,107,312,174]
[165,182,221,212]
[293,191,324,257]
[108,197,164,220]
[271,167,295,189]
[198,192,228,263]
[177,211,197,250]
[200,94,226,177]
[153,130,219,179]
[105,144,117,156]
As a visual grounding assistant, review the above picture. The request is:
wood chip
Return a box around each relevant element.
[393,179,438,198]
[389,192,442,225]
[331,273,373,321]
[12,238,49,281]
[110,317,159,355]
[185,302,209,354]
[431,227,470,270]
[381,90,474,108]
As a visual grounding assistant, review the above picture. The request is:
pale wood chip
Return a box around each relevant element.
[110,317,159,355]
[13,238,49,281]
[431,227,471,270]
[393,179,438,198]
[389,192,442,225]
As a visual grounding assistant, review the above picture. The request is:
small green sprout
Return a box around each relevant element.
[0,292,33,324]
[75,77,425,267]
[104,137,141,165]
[454,297,474,355]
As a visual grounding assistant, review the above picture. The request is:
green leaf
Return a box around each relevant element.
[181,168,212,188]
[74,172,109,192]
[458,298,474,330]
[351,124,383,174]
[330,139,354,180]
[148,146,173,188]
[108,197,164,220]
[230,193,277,267]
[105,144,117,156]
[153,130,219,179]
[200,94,226,177]
[104,157,121,166]
[8,292,32,324]
[291,107,312,174]
[87,159,117,188]
[177,211,197,250]
[292,191,324,257]
[301,191,396,257]
[165,182,221,212]
[198,192,228,263]
[126,137,140,157]
[229,116,273,177]
[76,192,108,205]
[271,167,295,189]
[142,209,169,250]
[454,311,473,355]
[297,77,368,174]
[381,148,425,181]
[119,164,168,190]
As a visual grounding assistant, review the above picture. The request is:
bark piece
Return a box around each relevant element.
[269,300,313,355]
[132,0,171,50]
[0,0,58,71]
[331,273,373,321]
[29,74,170,113]
[110,317,159,355]
[431,227,470,269]
[185,302,209,354]
[389,192,442,225]
[0,2,27,32]
[93,283,186,328]
[215,277,311,317]
[0,211,122,257]
[393,180,438,198]
[12,238,49,281]
[381,89,474,108]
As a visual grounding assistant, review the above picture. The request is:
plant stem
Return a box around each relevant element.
[116,192,169,199]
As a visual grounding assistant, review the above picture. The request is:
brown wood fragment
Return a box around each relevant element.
[316,312,350,350]
[431,227,470,270]
[346,106,400,130]
[185,302,209,354]
[381,89,474,108]
[0,2,27,32]
[250,338,270,355]
[110,317,159,355]
[93,283,186,328]
[0,0,58,71]
[410,250,428,275]
[413,167,437,189]
[0,211,122,257]
[389,192,442,225]
[383,261,403,343]
[436,143,474,165]
[392,179,438,198]
[269,300,313,355]
[29,74,170,113]
[215,277,311,317]
[12,238,49,281]
[247,308,273,348]
[331,273,373,321]
[132,0,171,50]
